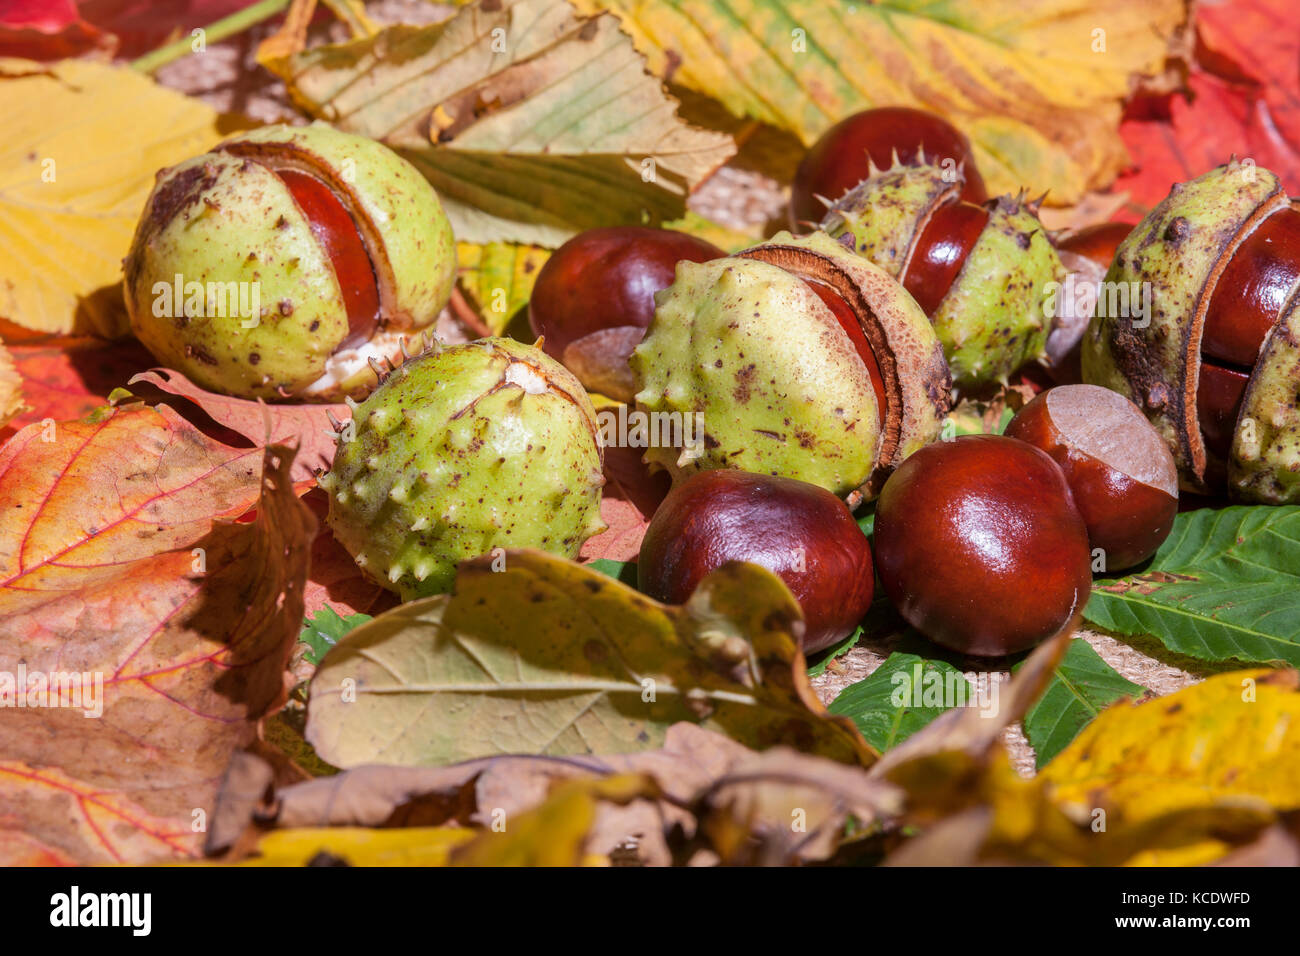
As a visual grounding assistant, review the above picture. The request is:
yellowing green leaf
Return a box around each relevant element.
[578,0,1188,203]
[263,0,735,245]
[306,550,874,769]
[0,59,238,335]
[456,241,550,334]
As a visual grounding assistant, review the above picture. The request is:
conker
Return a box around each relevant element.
[822,162,1063,388]
[1005,385,1178,570]
[123,122,456,401]
[790,107,987,229]
[1082,160,1300,502]
[528,226,723,402]
[637,469,874,653]
[632,230,951,499]
[873,435,1092,657]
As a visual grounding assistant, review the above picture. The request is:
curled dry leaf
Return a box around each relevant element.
[0,405,314,863]
[213,722,894,865]
[306,550,875,769]
[260,0,736,245]
[884,668,1300,866]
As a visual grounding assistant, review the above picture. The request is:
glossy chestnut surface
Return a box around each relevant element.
[901,200,990,316]
[1055,222,1133,269]
[801,276,887,415]
[872,435,1091,656]
[790,107,987,229]
[278,168,380,350]
[1202,206,1300,368]
[1005,385,1178,570]
[638,469,874,653]
[529,226,723,400]
[1196,361,1253,458]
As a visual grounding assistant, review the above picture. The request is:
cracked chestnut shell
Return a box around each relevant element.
[822,160,1064,389]
[123,122,456,401]
[1005,385,1178,570]
[528,226,723,403]
[638,469,873,653]
[631,230,951,499]
[790,107,987,229]
[1082,160,1300,502]
[873,434,1092,657]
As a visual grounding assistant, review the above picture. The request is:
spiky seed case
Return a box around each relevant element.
[321,338,606,599]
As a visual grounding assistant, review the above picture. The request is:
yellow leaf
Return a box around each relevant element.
[234,827,476,866]
[264,0,735,245]
[0,339,24,428]
[456,241,551,335]
[0,59,239,336]
[578,0,1188,203]
[306,550,875,768]
[1042,669,1300,822]
[449,774,654,866]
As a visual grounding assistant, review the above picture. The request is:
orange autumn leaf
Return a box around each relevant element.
[0,404,313,863]
[129,368,349,484]
[0,334,156,441]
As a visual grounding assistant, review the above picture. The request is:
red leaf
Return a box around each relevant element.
[1116,0,1300,212]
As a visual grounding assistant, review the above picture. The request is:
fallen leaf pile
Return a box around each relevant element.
[0,0,1298,867]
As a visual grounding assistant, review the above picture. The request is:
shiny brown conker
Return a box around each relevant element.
[1005,385,1178,570]
[790,106,987,229]
[528,226,723,402]
[872,435,1092,657]
[637,469,874,653]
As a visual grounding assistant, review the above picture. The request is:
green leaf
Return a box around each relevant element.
[586,558,638,587]
[1018,638,1145,769]
[828,651,973,752]
[269,0,734,246]
[299,606,372,666]
[1085,506,1300,667]
[806,626,861,677]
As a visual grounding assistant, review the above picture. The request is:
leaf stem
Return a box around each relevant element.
[131,0,292,74]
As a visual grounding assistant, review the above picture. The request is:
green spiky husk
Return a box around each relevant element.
[630,250,882,497]
[1081,159,1290,495]
[823,161,1062,388]
[124,122,455,401]
[323,338,605,599]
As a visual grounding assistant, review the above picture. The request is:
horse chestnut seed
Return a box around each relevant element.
[873,435,1091,657]
[1005,385,1178,571]
[528,226,723,402]
[637,469,874,653]
[790,106,987,229]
